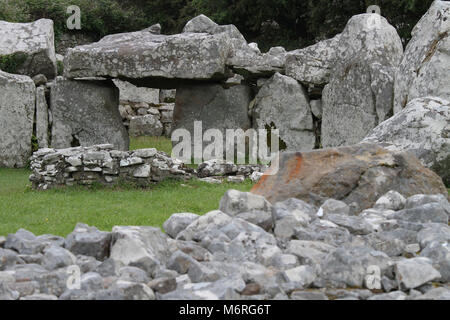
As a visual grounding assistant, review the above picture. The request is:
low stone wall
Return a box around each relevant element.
[29,145,266,190]
[29,145,192,190]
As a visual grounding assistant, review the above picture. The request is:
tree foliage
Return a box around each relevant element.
[0,0,437,51]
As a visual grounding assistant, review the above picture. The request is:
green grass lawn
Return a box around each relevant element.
[0,168,253,237]
[0,137,253,237]
[129,136,173,155]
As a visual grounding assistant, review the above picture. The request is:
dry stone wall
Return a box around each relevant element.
[29,145,193,190]
[29,145,266,190]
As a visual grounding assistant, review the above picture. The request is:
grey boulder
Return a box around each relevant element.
[0,71,36,168]
[394,0,450,113]
[252,73,315,151]
[363,97,450,185]
[0,19,57,79]
[321,14,403,147]
[50,77,129,150]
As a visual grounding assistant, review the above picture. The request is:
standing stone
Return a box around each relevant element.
[394,1,450,113]
[321,14,403,147]
[0,71,35,168]
[36,86,49,148]
[172,83,252,154]
[363,97,450,185]
[0,19,57,79]
[50,77,129,150]
[252,73,315,151]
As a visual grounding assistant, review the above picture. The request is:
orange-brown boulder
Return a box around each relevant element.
[251,143,447,212]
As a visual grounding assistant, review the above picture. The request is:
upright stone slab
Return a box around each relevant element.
[0,19,57,79]
[50,77,129,150]
[0,71,35,168]
[172,83,252,156]
[36,86,49,148]
[321,14,403,147]
[394,0,450,113]
[252,73,315,151]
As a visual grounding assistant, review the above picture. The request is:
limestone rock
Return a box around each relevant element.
[219,190,272,217]
[129,115,163,137]
[285,34,341,86]
[251,144,448,209]
[110,226,169,275]
[172,83,252,155]
[0,19,57,79]
[363,97,450,185]
[395,257,441,289]
[50,77,129,150]
[0,71,36,168]
[183,14,218,33]
[252,73,315,151]
[163,213,200,239]
[113,79,159,104]
[394,0,450,112]
[35,86,49,148]
[65,223,112,261]
[321,14,403,147]
[64,28,232,85]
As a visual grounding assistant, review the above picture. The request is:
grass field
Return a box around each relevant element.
[0,137,253,237]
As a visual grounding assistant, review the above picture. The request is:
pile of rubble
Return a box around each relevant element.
[1,189,449,300]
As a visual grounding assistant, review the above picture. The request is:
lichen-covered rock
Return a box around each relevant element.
[163,213,200,239]
[50,77,129,150]
[65,223,112,261]
[183,14,218,33]
[394,0,450,113]
[321,14,403,147]
[35,86,49,149]
[318,246,393,288]
[129,115,163,137]
[0,19,57,79]
[113,79,159,104]
[363,97,450,185]
[395,257,441,289]
[252,73,315,151]
[64,27,231,85]
[172,83,252,155]
[251,143,448,209]
[219,190,272,216]
[285,34,341,86]
[0,71,35,168]
[110,226,169,275]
